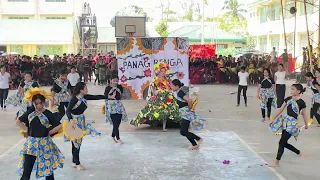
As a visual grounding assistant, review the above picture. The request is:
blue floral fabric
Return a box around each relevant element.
[270,99,300,139]
[105,100,128,124]
[259,88,277,109]
[63,96,101,149]
[53,80,70,105]
[17,111,64,179]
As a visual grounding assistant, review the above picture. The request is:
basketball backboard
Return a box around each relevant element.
[115,16,146,37]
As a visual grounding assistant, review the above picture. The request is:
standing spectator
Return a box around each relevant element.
[237,66,249,107]
[67,66,80,94]
[0,65,11,111]
[77,56,84,81]
[270,47,278,64]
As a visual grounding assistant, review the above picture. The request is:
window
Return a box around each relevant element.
[260,7,268,23]
[46,17,67,19]
[98,45,116,52]
[45,0,66,2]
[270,35,280,51]
[299,1,315,15]
[8,0,28,2]
[10,45,23,55]
[269,4,281,21]
[259,36,267,52]
[8,17,29,19]
[36,45,63,56]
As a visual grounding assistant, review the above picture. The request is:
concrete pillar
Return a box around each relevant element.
[267,34,271,53]
[279,33,284,53]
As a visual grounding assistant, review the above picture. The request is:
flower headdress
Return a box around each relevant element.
[24,87,52,101]
[153,62,170,75]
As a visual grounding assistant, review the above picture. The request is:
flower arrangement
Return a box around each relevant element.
[152,77,170,92]
[132,91,181,126]
[154,62,170,75]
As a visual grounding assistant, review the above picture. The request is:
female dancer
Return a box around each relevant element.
[275,63,286,108]
[64,82,107,170]
[269,84,308,167]
[104,75,128,144]
[0,65,11,111]
[170,79,205,150]
[16,87,64,180]
[6,71,39,118]
[305,72,320,125]
[52,69,71,121]
[130,62,180,131]
[257,68,277,122]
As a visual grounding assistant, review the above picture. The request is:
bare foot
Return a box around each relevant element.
[71,163,76,168]
[300,152,305,160]
[112,137,118,143]
[191,145,200,150]
[268,160,280,167]
[261,118,266,122]
[76,164,86,171]
[197,138,203,144]
[163,129,168,132]
[118,139,124,144]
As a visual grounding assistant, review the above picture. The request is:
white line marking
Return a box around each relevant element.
[248,143,261,145]
[0,138,24,159]
[232,132,286,180]
[257,152,273,154]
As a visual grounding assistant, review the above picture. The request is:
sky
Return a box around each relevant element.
[83,0,248,27]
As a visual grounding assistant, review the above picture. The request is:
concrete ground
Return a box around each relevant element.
[0,82,319,180]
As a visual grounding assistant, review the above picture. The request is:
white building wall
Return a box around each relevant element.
[0,0,75,17]
[247,0,320,56]
[39,0,74,15]
[0,0,35,15]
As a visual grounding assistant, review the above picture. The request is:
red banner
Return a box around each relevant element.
[189,45,216,60]
[277,54,295,73]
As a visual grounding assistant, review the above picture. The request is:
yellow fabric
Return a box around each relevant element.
[24,87,52,101]
[102,105,105,114]
[62,121,87,141]
[191,96,198,112]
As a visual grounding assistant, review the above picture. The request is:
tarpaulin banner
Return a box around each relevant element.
[189,45,216,60]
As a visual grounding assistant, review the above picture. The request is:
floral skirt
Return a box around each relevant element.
[270,114,300,138]
[6,92,22,107]
[180,107,206,131]
[17,100,32,117]
[18,136,65,179]
[54,93,70,106]
[259,88,277,109]
[105,100,128,124]
[130,92,181,126]
[63,114,101,149]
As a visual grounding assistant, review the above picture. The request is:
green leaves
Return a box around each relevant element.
[156,20,169,37]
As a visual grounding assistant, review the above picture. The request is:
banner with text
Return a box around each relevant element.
[117,37,189,100]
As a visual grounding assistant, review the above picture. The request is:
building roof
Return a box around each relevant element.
[247,0,272,7]
[0,19,74,44]
[168,24,246,43]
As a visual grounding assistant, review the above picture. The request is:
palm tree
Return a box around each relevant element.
[222,0,247,20]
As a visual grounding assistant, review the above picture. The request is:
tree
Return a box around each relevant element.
[222,0,247,20]
[156,19,169,37]
[180,0,208,22]
[110,5,151,27]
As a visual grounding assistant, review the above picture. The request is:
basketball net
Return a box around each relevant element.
[127,32,134,37]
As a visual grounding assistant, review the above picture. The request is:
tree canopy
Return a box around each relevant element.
[109,5,152,27]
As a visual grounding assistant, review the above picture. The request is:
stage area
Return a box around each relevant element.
[0,132,281,180]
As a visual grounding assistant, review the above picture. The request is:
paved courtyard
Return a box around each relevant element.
[0,83,319,180]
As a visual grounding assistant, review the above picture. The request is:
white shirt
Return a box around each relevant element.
[275,71,286,84]
[67,72,80,86]
[0,72,10,89]
[238,72,249,86]
[270,50,278,63]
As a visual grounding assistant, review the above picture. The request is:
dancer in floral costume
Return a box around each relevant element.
[16,87,64,180]
[130,62,180,131]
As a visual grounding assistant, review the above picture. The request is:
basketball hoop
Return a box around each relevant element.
[126,32,134,37]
